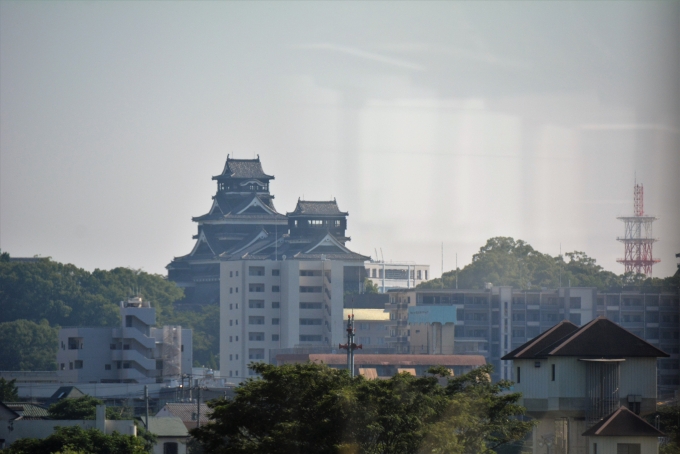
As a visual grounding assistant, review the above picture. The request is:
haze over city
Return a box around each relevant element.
[1,1,679,277]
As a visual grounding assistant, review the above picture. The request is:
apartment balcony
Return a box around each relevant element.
[112,328,156,349]
[395,320,408,327]
[111,350,156,370]
[386,302,408,310]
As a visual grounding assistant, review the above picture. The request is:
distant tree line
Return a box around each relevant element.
[419,237,679,292]
[0,251,218,371]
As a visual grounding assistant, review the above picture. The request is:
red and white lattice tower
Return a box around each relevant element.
[617,183,660,276]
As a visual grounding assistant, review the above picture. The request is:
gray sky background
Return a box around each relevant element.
[1,1,679,278]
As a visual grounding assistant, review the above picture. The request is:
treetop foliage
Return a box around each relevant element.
[419,236,679,292]
[0,319,58,370]
[0,377,19,401]
[4,425,148,454]
[191,362,534,454]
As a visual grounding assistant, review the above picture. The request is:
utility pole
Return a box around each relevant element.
[144,385,149,429]
[196,387,201,429]
[339,314,362,377]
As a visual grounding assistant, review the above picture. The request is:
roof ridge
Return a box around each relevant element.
[547,316,604,355]
[513,320,574,358]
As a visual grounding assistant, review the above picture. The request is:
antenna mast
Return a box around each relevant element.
[617,182,659,276]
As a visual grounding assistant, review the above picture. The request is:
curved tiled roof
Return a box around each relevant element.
[213,156,273,180]
[288,199,347,216]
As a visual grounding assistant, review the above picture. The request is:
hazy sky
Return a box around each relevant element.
[1,1,679,278]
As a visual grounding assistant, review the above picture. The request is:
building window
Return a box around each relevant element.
[551,364,556,381]
[156,360,163,370]
[123,363,130,369]
[300,286,322,293]
[249,316,265,325]
[616,443,641,454]
[417,270,422,280]
[230,320,233,326]
[236,287,238,293]
[425,270,428,280]
[163,442,179,454]
[230,304,233,310]
[300,318,322,325]
[68,337,82,350]
[230,271,233,277]
[516,367,520,383]
[249,332,264,341]
[593,443,597,454]
[272,286,280,292]
[249,300,264,309]
[569,313,581,325]
[249,266,265,276]
[272,334,279,341]
[300,302,322,309]
[272,318,280,325]
[272,302,280,309]
[236,271,239,277]
[229,354,232,360]
[300,270,322,276]
[230,288,233,294]
[570,297,582,309]
[272,269,280,276]
[299,335,322,342]
[105,364,111,370]
[60,363,65,370]
[249,349,265,360]
[249,284,265,293]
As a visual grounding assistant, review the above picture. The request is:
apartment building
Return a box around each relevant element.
[364,261,430,293]
[57,297,192,384]
[386,287,679,392]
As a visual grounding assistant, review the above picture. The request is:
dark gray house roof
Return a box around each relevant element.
[288,199,348,216]
[582,406,664,437]
[502,317,669,360]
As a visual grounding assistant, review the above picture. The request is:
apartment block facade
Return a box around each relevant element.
[57,297,192,384]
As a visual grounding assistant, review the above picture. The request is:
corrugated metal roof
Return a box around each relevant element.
[343,309,389,321]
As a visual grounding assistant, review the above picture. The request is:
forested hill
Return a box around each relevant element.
[419,237,679,292]
[0,252,218,371]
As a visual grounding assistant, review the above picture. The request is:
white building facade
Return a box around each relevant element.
[365,261,429,293]
[57,297,192,384]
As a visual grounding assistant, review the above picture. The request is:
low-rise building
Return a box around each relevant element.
[343,308,390,352]
[502,317,668,454]
[141,416,189,454]
[57,297,192,384]
[365,261,429,293]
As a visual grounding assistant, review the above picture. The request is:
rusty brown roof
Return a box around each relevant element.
[276,354,486,367]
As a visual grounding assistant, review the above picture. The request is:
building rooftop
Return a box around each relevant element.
[213,156,273,180]
[343,308,390,321]
[277,354,486,367]
[141,416,189,437]
[582,406,664,437]
[502,317,669,360]
[156,402,210,429]
[3,402,49,419]
[288,199,347,216]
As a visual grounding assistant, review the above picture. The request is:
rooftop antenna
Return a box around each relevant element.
[380,248,384,262]
[441,242,444,288]
[374,248,378,262]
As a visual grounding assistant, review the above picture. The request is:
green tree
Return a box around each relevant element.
[0,319,57,370]
[654,404,680,454]
[48,396,136,422]
[192,362,533,454]
[0,377,19,401]
[5,425,148,454]
[364,278,380,294]
[418,237,637,291]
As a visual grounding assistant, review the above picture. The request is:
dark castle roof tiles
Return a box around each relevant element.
[502,317,668,360]
[288,199,348,216]
[582,406,664,437]
[213,156,273,180]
